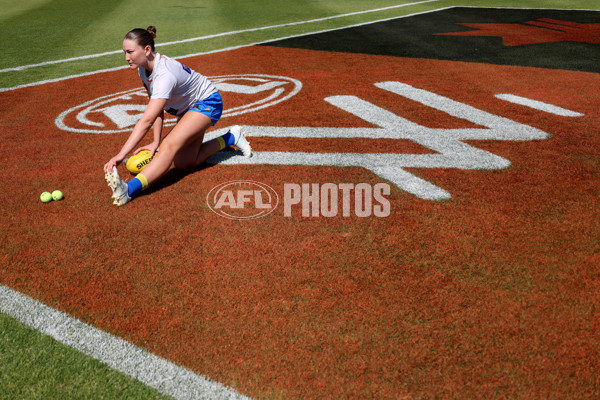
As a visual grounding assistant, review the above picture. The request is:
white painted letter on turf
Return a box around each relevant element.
[206,81,551,201]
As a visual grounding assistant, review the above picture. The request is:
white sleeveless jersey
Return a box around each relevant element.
[139,53,217,116]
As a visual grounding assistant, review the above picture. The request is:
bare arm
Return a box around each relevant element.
[134,110,164,156]
[104,98,166,172]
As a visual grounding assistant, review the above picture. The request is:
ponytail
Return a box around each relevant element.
[124,26,156,51]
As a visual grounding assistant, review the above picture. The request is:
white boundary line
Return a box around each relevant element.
[2,4,597,93]
[0,0,441,74]
[0,6,442,397]
[0,284,251,400]
[0,3,597,396]
[0,5,448,94]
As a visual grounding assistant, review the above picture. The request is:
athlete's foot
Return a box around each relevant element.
[230,125,252,158]
[105,167,131,206]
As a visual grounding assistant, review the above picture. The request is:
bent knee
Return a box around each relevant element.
[173,160,194,170]
[173,151,196,170]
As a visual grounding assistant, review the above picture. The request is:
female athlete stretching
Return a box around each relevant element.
[103,26,251,206]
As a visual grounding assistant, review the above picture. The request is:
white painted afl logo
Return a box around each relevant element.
[55,74,301,134]
[206,181,279,220]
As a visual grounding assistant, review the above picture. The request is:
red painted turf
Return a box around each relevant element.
[1,46,599,399]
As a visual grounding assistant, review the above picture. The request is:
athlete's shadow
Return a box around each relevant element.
[135,149,240,198]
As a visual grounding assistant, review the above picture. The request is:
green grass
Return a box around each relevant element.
[4,0,597,90]
[0,312,169,399]
[1,0,598,398]
[0,0,431,88]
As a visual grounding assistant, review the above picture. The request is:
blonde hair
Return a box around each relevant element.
[124,26,157,51]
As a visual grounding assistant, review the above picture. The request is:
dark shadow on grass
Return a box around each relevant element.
[135,149,240,198]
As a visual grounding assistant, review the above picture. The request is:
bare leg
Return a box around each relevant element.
[138,112,214,185]
[173,137,222,170]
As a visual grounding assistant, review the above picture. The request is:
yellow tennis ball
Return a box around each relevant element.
[51,190,64,201]
[40,192,53,203]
